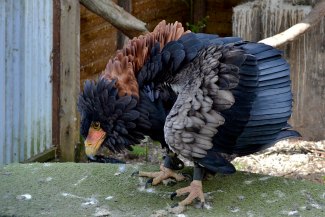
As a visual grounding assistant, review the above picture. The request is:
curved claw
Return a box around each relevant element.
[131,171,139,177]
[181,173,192,181]
[137,166,186,187]
[145,178,153,189]
[200,202,205,209]
[170,192,177,200]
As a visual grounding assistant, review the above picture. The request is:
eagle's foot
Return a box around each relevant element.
[171,180,205,207]
[138,164,187,186]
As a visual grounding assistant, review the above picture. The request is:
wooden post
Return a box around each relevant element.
[59,0,80,161]
[52,0,60,159]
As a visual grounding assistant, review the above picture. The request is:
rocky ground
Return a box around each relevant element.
[233,139,325,184]
[109,138,325,185]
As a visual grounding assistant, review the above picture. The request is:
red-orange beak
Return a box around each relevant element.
[85,126,106,159]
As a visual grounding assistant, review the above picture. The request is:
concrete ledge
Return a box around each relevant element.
[0,163,324,216]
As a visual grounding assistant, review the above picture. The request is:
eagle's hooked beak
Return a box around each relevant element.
[85,125,106,159]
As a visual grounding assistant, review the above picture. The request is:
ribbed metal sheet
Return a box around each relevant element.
[0,0,53,164]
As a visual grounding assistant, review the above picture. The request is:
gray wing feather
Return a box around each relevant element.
[164,44,243,159]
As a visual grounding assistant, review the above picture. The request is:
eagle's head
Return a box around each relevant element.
[77,78,145,159]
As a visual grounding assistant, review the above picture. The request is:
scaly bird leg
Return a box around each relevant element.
[136,154,188,186]
[139,164,186,185]
[171,163,205,208]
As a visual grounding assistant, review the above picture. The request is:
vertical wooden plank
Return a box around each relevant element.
[233,3,262,42]
[59,0,80,161]
[52,0,60,159]
[193,0,207,24]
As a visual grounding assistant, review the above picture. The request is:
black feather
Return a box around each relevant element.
[126,122,136,129]
[121,110,140,121]
[162,51,171,65]
[125,98,138,111]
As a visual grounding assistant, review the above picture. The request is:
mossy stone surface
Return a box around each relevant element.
[0,163,324,216]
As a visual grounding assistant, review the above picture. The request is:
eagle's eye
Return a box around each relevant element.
[91,121,101,130]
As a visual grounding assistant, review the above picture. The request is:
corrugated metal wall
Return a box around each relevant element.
[0,0,53,164]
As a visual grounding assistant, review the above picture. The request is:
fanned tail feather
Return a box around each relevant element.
[212,42,300,155]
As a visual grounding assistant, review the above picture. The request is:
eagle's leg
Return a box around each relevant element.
[139,164,186,185]
[171,163,205,207]
[137,153,187,186]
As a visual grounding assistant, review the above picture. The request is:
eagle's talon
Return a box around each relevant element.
[171,192,177,200]
[174,180,205,207]
[181,173,192,181]
[145,178,153,188]
[138,165,185,186]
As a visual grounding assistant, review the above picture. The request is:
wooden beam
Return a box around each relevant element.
[59,0,80,162]
[79,0,148,38]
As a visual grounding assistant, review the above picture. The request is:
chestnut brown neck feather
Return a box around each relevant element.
[101,20,190,97]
